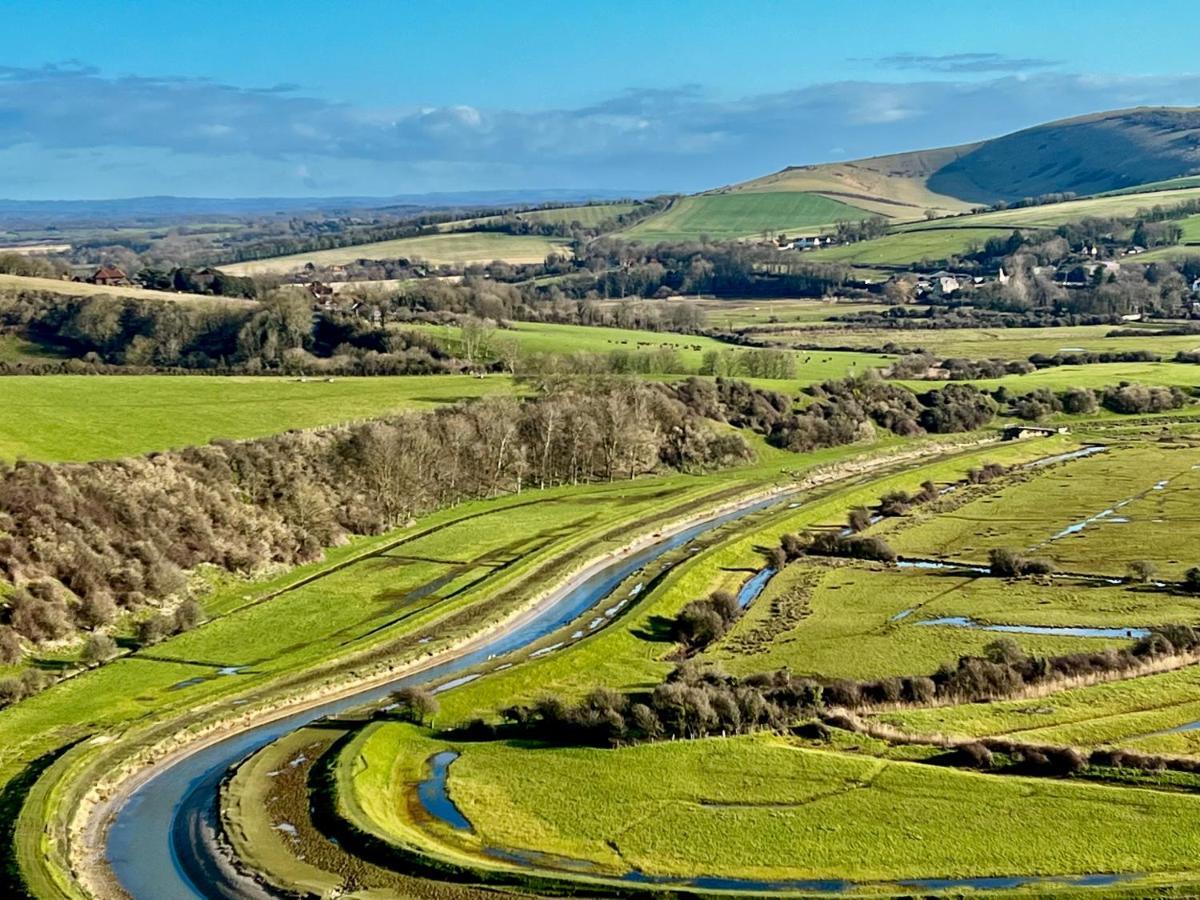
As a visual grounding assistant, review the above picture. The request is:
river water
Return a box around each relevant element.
[106,490,792,900]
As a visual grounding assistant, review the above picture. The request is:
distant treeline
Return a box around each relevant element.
[0,290,467,375]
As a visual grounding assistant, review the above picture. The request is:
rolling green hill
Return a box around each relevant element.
[724,145,979,218]
[689,107,1200,233]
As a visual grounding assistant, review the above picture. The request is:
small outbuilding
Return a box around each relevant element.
[89,266,129,286]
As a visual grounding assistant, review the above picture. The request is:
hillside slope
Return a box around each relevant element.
[725,144,979,217]
[721,107,1200,214]
[928,108,1200,203]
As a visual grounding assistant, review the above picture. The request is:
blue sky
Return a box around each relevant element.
[5,0,1200,199]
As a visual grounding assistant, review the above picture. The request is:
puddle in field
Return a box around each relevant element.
[914,616,1148,640]
[529,642,565,658]
[891,608,915,621]
[167,677,206,691]
[1033,468,1184,549]
[897,559,989,574]
[736,568,777,608]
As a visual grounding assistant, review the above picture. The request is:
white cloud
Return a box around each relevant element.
[5,63,1200,197]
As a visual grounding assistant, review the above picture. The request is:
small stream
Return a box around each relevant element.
[735,567,776,608]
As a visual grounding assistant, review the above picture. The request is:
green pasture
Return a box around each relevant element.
[805,227,1022,267]
[882,662,1200,753]
[891,442,1200,579]
[352,724,1200,884]
[941,360,1200,394]
[691,298,890,329]
[710,564,1162,681]
[220,232,572,275]
[0,374,521,462]
[405,319,892,381]
[903,187,1200,231]
[431,435,1075,723]
[443,203,639,232]
[620,192,870,243]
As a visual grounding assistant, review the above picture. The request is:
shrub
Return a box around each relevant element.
[672,591,742,650]
[0,627,23,666]
[82,633,118,666]
[389,686,440,724]
[847,507,873,532]
[952,742,994,769]
[1127,560,1158,583]
[988,548,1023,577]
[1186,567,1200,594]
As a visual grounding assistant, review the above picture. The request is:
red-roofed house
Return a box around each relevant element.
[90,266,129,287]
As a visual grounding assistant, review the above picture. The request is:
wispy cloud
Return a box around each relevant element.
[866,52,1062,73]
[4,63,1200,197]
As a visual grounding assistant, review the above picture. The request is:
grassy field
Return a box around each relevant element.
[689,298,890,329]
[709,564,1163,681]
[726,146,976,217]
[620,192,871,243]
[796,185,1200,268]
[429,436,1075,724]
[442,203,639,231]
[891,442,1200,579]
[0,374,521,461]
[766,323,1200,359]
[351,724,1200,885]
[805,226,1025,267]
[405,320,893,381]
[0,272,247,304]
[220,232,573,275]
[881,662,1200,753]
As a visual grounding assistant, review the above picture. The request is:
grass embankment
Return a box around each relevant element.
[620,192,871,243]
[220,232,572,275]
[0,374,521,461]
[348,724,1200,886]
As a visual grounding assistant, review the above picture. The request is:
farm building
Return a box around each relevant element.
[89,266,129,286]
